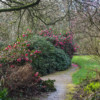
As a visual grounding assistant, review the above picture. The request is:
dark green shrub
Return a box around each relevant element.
[28,35,55,54]
[54,48,71,71]
[42,79,56,92]
[28,35,71,75]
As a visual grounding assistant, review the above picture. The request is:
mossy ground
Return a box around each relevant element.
[65,84,76,100]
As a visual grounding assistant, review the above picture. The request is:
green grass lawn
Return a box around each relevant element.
[72,55,100,84]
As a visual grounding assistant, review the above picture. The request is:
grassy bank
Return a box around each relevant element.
[72,56,100,84]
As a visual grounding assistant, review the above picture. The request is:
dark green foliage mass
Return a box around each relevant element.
[29,35,71,75]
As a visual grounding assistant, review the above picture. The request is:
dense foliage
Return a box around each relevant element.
[0,29,76,72]
[28,35,71,75]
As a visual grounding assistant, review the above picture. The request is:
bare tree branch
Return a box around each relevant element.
[0,0,40,12]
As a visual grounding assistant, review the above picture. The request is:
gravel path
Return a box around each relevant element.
[36,66,78,100]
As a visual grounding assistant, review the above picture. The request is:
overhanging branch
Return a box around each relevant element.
[0,0,40,12]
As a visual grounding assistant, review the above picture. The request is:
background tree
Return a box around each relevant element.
[0,0,100,60]
[0,0,69,41]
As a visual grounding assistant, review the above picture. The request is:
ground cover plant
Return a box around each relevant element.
[72,56,100,84]
[72,78,100,100]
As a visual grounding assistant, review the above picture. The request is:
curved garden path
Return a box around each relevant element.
[36,66,78,100]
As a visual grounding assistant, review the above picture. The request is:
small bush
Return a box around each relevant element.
[42,79,56,92]
[5,63,34,90]
[0,31,40,67]
[3,63,55,97]
[84,82,100,93]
